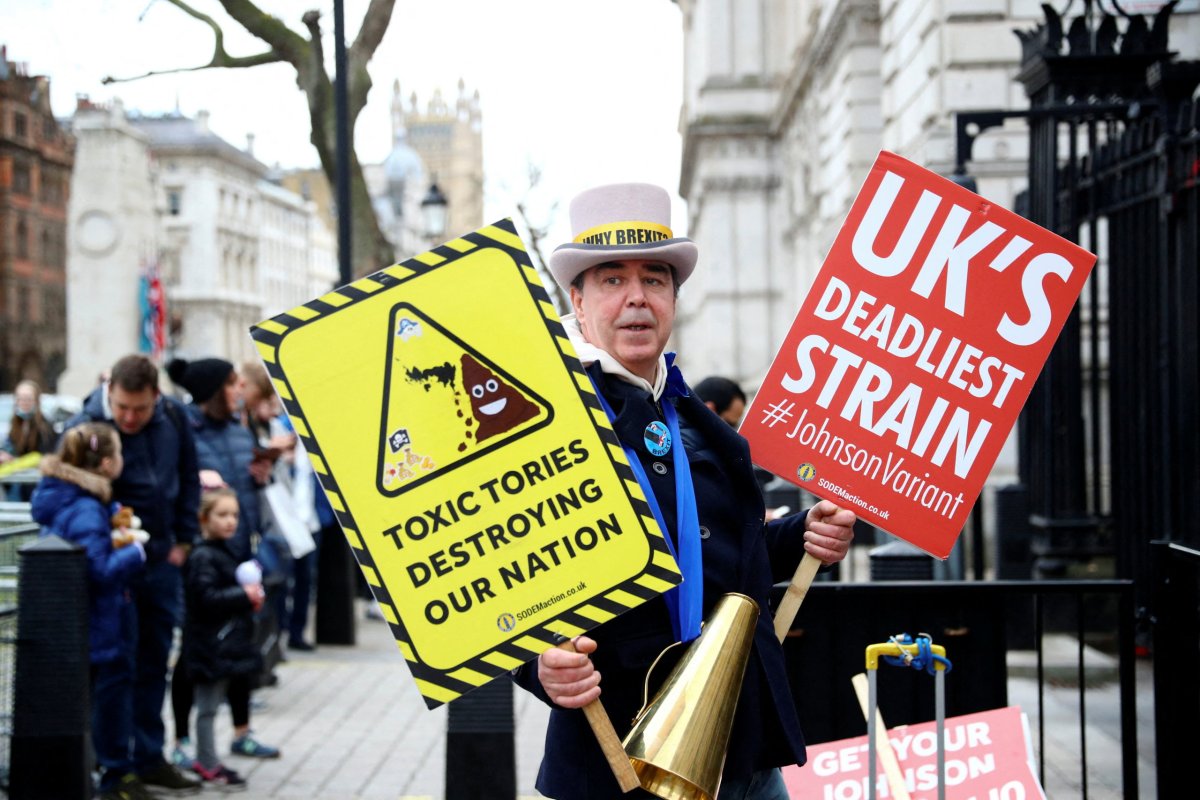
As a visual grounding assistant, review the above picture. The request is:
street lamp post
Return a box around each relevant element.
[314,0,358,648]
[421,181,449,243]
[431,173,515,797]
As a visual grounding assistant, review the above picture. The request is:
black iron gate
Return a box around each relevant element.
[955,1,1199,797]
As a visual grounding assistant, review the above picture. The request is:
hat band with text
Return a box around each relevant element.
[573,220,673,246]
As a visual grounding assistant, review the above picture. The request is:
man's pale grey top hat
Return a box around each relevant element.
[548,182,698,292]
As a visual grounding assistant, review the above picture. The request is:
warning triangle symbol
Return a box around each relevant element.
[376,303,552,497]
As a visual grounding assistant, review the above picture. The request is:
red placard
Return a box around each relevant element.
[783,706,1047,800]
[742,152,1096,557]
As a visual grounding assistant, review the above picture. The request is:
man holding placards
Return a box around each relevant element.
[513,183,856,799]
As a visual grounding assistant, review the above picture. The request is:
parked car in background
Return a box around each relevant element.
[0,392,83,440]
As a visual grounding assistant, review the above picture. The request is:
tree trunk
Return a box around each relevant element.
[120,0,401,283]
[301,62,395,281]
[314,133,395,280]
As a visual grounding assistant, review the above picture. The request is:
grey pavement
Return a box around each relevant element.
[175,599,550,799]
[185,602,1154,799]
[1007,638,1156,800]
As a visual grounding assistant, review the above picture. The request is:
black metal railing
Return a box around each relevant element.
[0,605,15,790]
[779,578,1139,799]
[956,3,1200,585]
[1151,541,1199,798]
[0,521,36,610]
[0,514,35,790]
[953,15,1199,782]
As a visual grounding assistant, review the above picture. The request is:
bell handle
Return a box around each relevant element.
[851,672,913,800]
[633,639,686,722]
[773,552,822,642]
[556,639,641,793]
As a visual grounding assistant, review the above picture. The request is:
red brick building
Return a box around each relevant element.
[0,51,73,391]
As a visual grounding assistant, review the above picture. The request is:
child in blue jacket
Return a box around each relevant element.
[31,422,146,799]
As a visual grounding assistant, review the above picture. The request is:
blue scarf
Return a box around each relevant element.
[590,354,703,643]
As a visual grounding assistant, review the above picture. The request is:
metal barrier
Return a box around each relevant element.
[0,605,15,790]
[1152,541,1199,798]
[0,522,38,612]
[778,579,1138,799]
[0,509,34,791]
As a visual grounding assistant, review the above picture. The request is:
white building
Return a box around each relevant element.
[137,111,269,364]
[365,117,428,260]
[305,195,338,300]
[61,105,337,390]
[59,98,160,396]
[258,176,338,319]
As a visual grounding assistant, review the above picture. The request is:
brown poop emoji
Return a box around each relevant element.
[461,353,538,442]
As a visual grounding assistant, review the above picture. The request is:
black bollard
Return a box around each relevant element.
[445,678,516,800]
[993,483,1033,580]
[315,523,357,645]
[868,539,934,581]
[9,535,91,800]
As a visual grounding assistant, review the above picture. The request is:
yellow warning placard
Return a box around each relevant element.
[250,220,681,708]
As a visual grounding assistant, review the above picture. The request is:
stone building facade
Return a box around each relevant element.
[257,178,338,320]
[675,0,1198,506]
[0,55,73,391]
[133,112,269,365]
[283,80,483,267]
[674,0,1199,388]
[58,98,159,395]
[399,80,484,239]
[59,105,336,395]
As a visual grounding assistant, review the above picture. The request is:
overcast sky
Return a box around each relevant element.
[7,0,687,246]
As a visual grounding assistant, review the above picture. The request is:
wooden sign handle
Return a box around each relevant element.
[557,639,641,793]
[773,552,822,642]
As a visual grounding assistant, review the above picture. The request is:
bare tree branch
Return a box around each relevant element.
[113,0,396,278]
[509,161,568,314]
[102,53,282,84]
[216,0,310,66]
[349,0,397,68]
[346,0,397,122]
[301,10,324,67]
[103,0,286,84]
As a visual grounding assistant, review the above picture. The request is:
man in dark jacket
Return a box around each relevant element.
[68,354,202,796]
[513,183,856,800]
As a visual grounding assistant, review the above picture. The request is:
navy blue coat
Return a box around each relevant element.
[70,390,200,563]
[186,405,259,562]
[181,537,260,682]
[31,457,145,663]
[513,367,811,799]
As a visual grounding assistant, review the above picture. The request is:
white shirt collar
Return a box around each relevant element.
[562,314,667,400]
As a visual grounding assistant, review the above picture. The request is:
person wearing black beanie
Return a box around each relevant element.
[171,357,282,765]
[167,358,235,407]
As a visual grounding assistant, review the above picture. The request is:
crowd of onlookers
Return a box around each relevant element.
[1,357,767,800]
[9,354,336,798]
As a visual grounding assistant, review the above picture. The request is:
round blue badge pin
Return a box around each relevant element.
[644,420,672,457]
